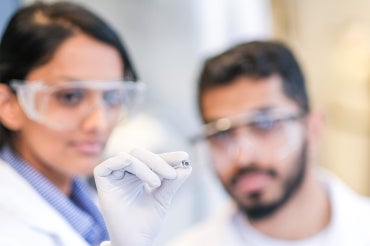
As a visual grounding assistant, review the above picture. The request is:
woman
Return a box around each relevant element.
[0,1,141,245]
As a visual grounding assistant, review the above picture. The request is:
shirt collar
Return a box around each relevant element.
[0,145,109,245]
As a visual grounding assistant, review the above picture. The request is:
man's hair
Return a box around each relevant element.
[197,40,310,119]
[0,1,137,147]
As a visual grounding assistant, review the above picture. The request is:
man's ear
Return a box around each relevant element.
[0,84,24,130]
[306,110,325,155]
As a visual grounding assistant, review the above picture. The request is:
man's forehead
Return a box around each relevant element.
[201,75,297,122]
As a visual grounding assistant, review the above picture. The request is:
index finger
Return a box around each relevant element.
[94,152,162,187]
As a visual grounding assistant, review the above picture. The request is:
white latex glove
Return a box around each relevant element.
[94,148,192,246]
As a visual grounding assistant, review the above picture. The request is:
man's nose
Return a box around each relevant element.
[230,130,265,167]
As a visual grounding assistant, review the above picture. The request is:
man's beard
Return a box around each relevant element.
[225,141,307,220]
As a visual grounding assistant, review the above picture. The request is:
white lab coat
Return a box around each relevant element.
[0,158,93,246]
[169,170,370,246]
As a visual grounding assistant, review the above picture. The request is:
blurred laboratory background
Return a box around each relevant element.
[1,0,369,244]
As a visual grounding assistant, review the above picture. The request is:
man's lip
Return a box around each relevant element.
[233,172,271,193]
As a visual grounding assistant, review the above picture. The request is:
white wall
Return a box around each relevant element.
[0,0,20,36]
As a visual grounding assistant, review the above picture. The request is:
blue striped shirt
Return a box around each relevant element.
[0,146,109,246]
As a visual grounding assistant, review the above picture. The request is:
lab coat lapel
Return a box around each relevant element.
[0,159,90,246]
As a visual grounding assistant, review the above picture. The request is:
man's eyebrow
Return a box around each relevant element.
[204,106,276,123]
[253,106,275,113]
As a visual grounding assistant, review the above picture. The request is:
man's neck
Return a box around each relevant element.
[249,170,331,240]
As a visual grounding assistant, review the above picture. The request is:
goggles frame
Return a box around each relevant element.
[192,108,307,162]
[193,108,306,142]
[9,79,146,130]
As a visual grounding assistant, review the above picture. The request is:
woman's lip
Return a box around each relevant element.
[72,141,104,154]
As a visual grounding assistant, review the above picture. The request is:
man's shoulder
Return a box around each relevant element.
[323,169,370,208]
[323,169,370,233]
[167,203,237,246]
[167,219,216,246]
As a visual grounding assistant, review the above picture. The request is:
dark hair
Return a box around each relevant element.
[197,40,310,119]
[0,1,138,147]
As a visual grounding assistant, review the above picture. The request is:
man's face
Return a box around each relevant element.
[200,75,308,220]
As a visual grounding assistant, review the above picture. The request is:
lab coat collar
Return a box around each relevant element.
[0,158,90,246]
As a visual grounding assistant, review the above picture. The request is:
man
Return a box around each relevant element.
[170,41,370,245]
[93,41,370,245]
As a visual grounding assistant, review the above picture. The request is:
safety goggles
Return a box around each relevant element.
[193,108,307,161]
[10,80,145,131]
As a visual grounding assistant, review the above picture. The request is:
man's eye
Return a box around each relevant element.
[55,89,85,106]
[250,118,282,132]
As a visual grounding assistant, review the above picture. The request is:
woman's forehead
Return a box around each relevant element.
[26,34,123,82]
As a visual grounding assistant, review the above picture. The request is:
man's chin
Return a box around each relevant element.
[240,202,282,220]
[233,192,280,220]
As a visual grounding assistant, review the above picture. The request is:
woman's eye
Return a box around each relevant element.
[103,90,122,107]
[55,89,85,106]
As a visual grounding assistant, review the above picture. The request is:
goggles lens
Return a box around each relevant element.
[10,80,145,130]
[193,109,306,163]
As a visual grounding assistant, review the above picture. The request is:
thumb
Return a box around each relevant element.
[153,152,192,204]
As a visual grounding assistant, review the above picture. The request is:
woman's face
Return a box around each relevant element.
[13,34,124,185]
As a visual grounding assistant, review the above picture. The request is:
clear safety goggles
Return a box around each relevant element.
[192,108,307,162]
[10,80,145,131]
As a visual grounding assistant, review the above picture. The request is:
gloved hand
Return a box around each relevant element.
[94,148,192,246]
